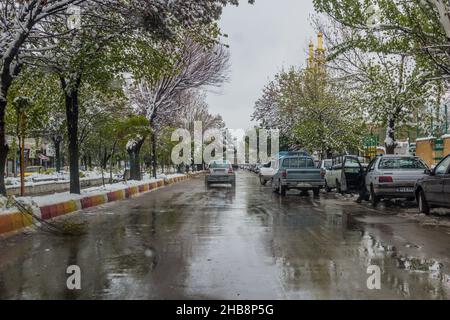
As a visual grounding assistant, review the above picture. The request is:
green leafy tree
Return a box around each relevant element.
[313,0,450,79]
[253,66,365,157]
[312,17,445,153]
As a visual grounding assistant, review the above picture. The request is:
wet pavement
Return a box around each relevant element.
[0,171,449,299]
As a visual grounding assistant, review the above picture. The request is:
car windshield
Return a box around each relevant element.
[209,161,230,168]
[324,160,332,169]
[379,158,426,170]
[344,157,360,167]
[282,157,315,168]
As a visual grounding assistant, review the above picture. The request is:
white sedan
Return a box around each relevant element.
[259,160,276,185]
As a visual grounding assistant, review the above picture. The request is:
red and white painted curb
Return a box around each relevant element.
[0,172,204,236]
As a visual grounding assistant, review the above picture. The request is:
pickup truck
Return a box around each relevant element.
[324,155,364,193]
[271,155,325,196]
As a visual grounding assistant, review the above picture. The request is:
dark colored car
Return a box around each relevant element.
[414,154,450,214]
[205,160,236,186]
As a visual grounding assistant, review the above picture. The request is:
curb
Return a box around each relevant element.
[0,172,204,236]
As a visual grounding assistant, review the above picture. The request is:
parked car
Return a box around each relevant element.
[414,154,450,214]
[205,160,236,186]
[23,166,44,177]
[271,155,325,196]
[259,160,276,185]
[319,159,333,171]
[325,155,364,193]
[318,159,333,192]
[365,155,429,205]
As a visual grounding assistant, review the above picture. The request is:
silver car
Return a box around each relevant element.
[365,155,428,205]
[205,160,236,186]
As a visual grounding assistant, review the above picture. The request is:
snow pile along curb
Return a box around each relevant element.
[0,172,204,236]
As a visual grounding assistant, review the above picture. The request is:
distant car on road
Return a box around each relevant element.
[414,154,450,214]
[271,154,325,196]
[365,155,429,205]
[205,160,236,187]
[325,155,364,193]
[259,160,276,185]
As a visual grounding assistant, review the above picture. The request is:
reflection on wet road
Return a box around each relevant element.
[0,171,449,299]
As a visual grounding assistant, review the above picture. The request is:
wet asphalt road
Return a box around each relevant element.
[0,171,449,299]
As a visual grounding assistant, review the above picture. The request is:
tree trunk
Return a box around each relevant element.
[109,141,117,183]
[82,155,87,171]
[152,133,157,179]
[0,43,25,194]
[128,150,135,180]
[88,155,92,170]
[61,77,82,194]
[52,135,62,173]
[0,100,9,195]
[385,115,397,155]
[127,138,145,181]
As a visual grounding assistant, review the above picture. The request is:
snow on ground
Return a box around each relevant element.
[5,170,105,187]
[416,136,436,142]
[0,173,187,214]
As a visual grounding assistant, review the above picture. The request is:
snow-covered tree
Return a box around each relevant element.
[313,0,450,80]
[0,0,253,194]
[314,17,445,154]
[0,0,86,194]
[127,38,229,178]
[252,72,301,147]
[174,90,225,132]
[253,66,365,158]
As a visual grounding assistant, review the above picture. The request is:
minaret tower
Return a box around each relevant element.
[315,32,326,72]
[307,39,315,69]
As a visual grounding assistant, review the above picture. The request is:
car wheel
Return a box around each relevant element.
[324,181,332,193]
[279,181,286,196]
[418,190,430,215]
[370,185,380,206]
[313,188,320,197]
[336,180,343,194]
[260,176,267,186]
[272,180,278,193]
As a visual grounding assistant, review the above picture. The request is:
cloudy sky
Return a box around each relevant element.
[205,0,316,130]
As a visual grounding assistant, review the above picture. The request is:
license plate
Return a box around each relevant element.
[396,187,413,193]
[297,183,312,188]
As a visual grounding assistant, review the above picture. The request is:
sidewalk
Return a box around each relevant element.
[0,172,204,236]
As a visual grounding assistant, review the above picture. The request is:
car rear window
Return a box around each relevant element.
[282,157,315,168]
[378,158,426,170]
[209,162,231,168]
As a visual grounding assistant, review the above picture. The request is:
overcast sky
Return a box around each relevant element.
[205,0,316,130]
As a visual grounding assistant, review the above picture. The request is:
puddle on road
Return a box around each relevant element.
[1,172,449,299]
